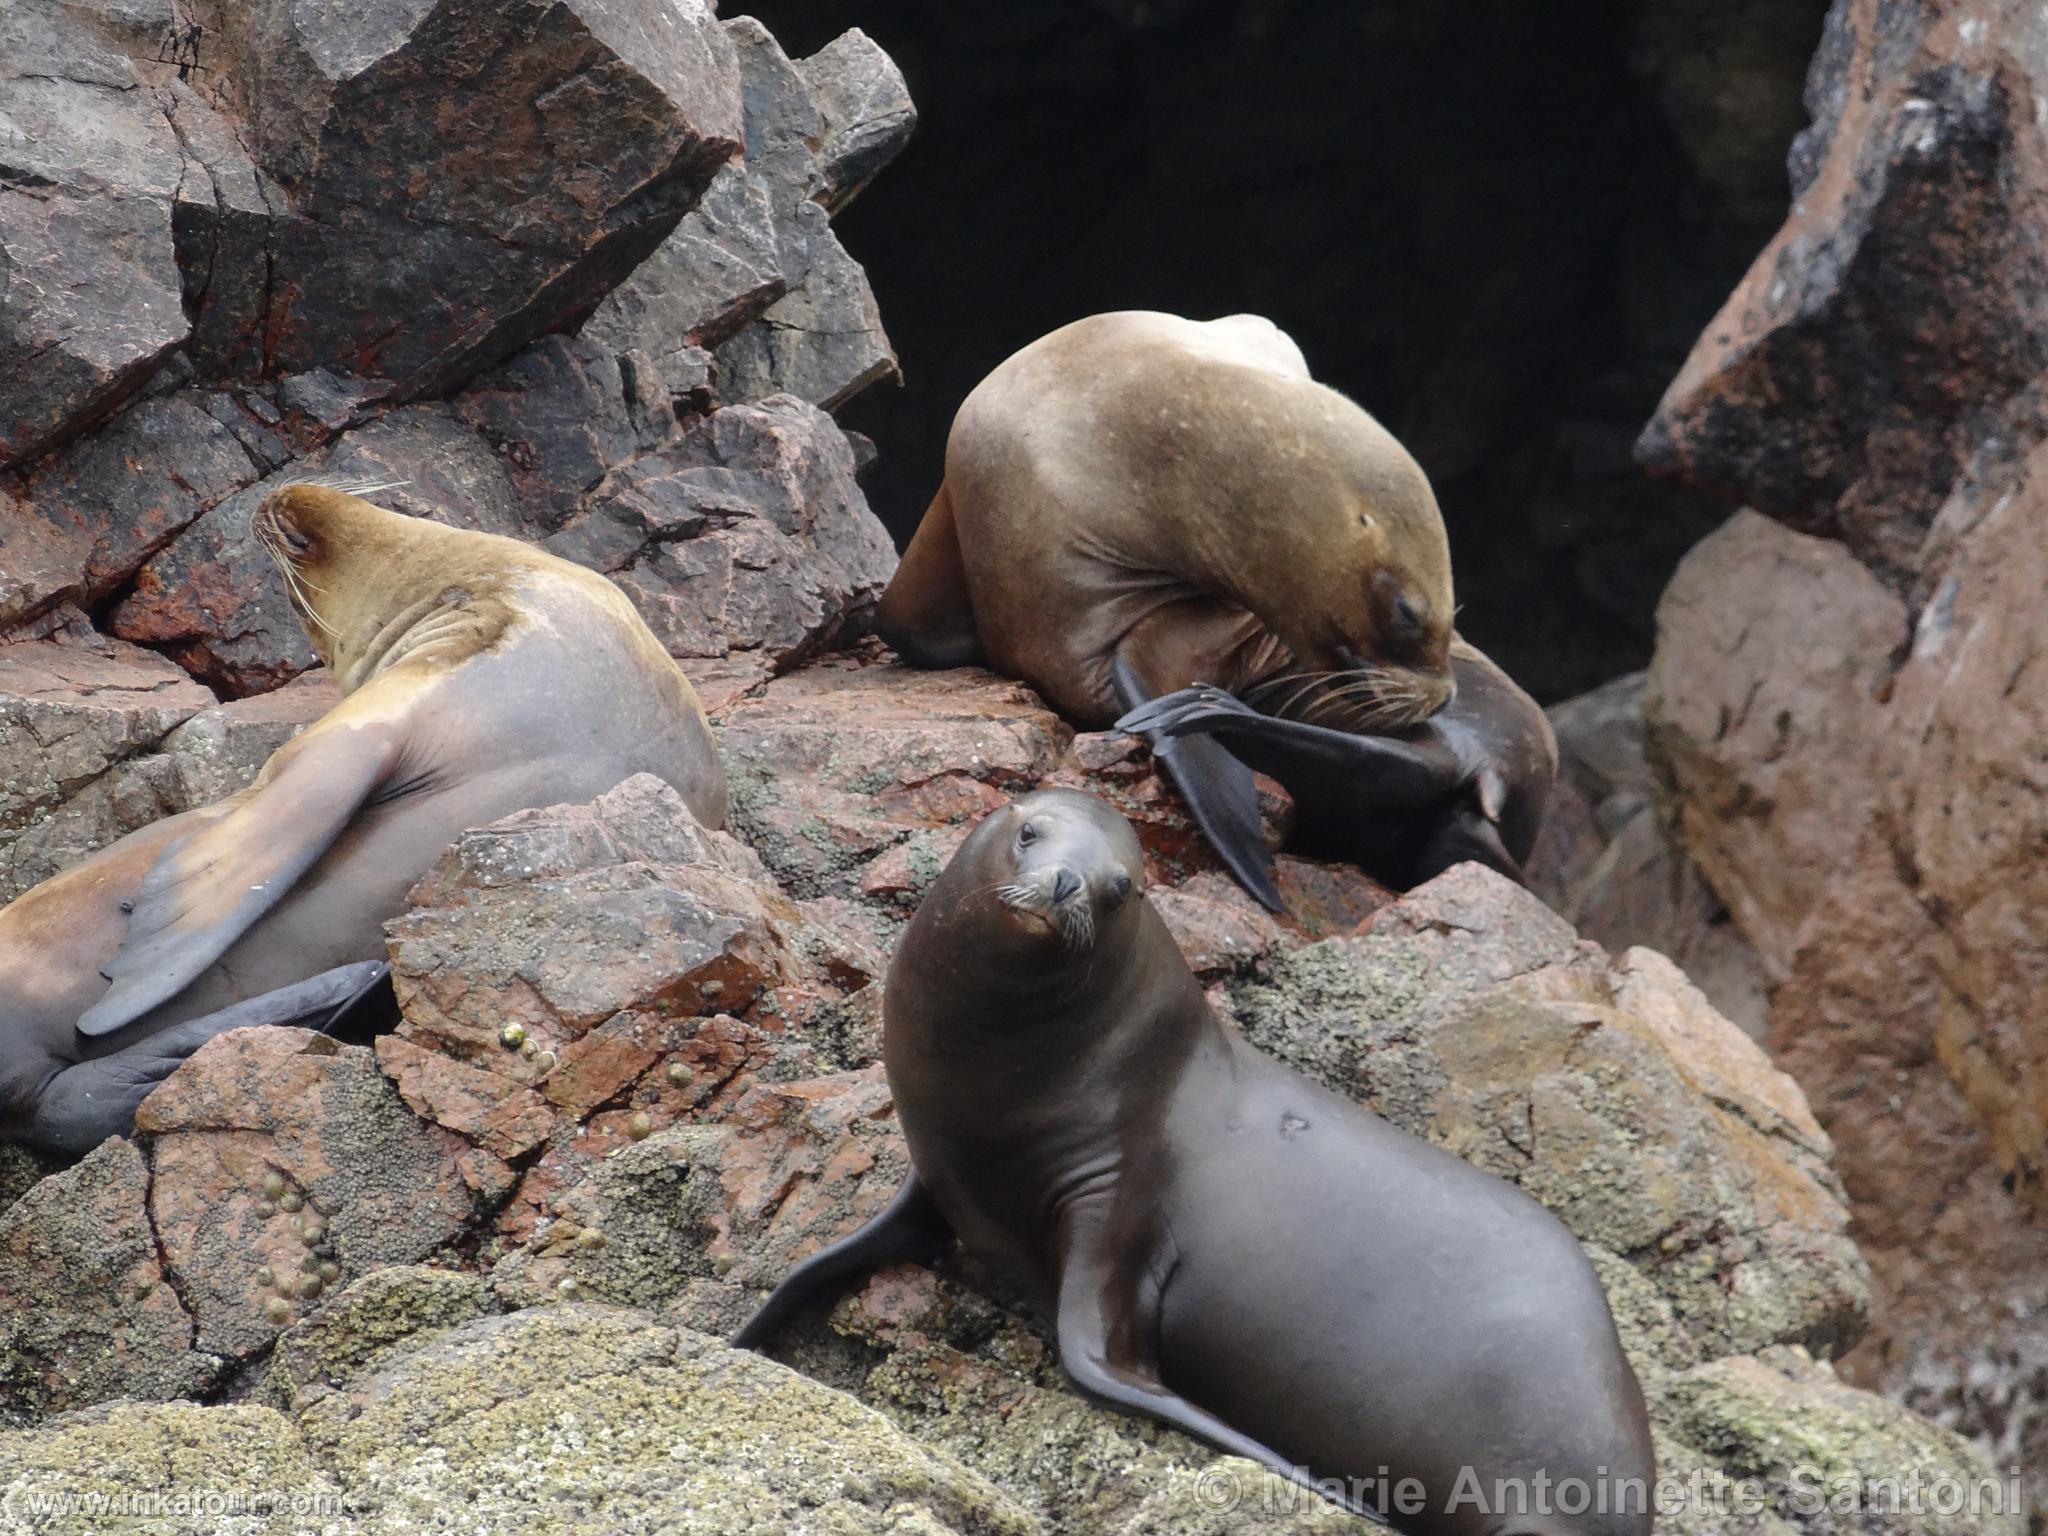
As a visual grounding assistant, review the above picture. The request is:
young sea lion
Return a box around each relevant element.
[735,789,1655,1534]
[873,310,1553,909]
[0,484,727,1153]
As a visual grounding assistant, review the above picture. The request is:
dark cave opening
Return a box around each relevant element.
[725,0,1828,702]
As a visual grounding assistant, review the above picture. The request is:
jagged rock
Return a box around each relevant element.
[111,407,526,694]
[717,657,1073,899]
[1634,0,2048,1496]
[1528,670,1768,1037]
[0,5,190,468]
[186,0,743,398]
[707,20,902,410]
[1635,0,2048,585]
[0,1139,221,1423]
[0,394,262,631]
[452,334,677,531]
[133,1027,484,1361]
[544,393,899,666]
[801,29,918,213]
[580,161,790,377]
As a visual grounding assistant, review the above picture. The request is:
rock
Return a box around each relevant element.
[801,29,919,212]
[0,5,190,467]
[714,219,900,411]
[134,1027,483,1364]
[0,659,336,902]
[0,394,262,631]
[717,657,1072,899]
[194,0,744,398]
[452,334,677,531]
[0,634,216,900]
[0,1401,356,1536]
[1648,513,1909,984]
[1634,0,2048,586]
[292,1304,1038,1536]
[1634,0,2048,1497]
[545,394,899,665]
[706,21,901,411]
[112,408,526,695]
[580,161,790,373]
[0,1139,221,1423]
[266,1264,497,1401]
[1528,670,1768,1037]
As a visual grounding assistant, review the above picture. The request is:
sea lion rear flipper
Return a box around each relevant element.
[1111,657,1283,912]
[1414,805,1526,886]
[75,722,404,1038]
[732,1172,953,1350]
[874,483,985,668]
[1052,1208,1390,1525]
[24,962,394,1154]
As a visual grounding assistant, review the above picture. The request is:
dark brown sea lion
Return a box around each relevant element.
[0,483,727,1153]
[735,788,1655,1534]
[872,310,1553,909]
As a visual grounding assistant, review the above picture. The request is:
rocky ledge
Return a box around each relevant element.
[0,671,2021,1533]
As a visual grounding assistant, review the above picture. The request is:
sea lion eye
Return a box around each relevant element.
[1017,822,1039,847]
[1392,592,1426,637]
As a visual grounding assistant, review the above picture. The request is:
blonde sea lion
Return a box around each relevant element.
[0,484,727,1153]
[735,789,1655,1533]
[874,310,1554,908]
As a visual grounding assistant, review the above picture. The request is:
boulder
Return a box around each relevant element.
[1527,670,1768,1037]
[1633,0,2048,1490]
[0,4,190,468]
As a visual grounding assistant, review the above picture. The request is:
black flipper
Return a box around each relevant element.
[316,960,397,1040]
[1413,806,1525,886]
[733,1172,954,1350]
[23,961,395,1155]
[1052,1198,1390,1524]
[1111,657,1283,912]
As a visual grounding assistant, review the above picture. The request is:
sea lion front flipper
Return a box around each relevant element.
[1111,657,1283,912]
[75,721,405,1038]
[732,1172,954,1350]
[874,483,985,668]
[1052,1208,1389,1525]
[24,961,393,1154]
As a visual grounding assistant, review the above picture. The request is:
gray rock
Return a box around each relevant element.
[581,162,790,378]
[713,217,899,410]
[178,0,745,398]
[0,5,191,467]
[0,1139,222,1423]
[800,28,917,212]
[547,392,898,665]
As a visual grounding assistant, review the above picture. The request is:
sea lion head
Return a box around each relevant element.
[1286,421,1458,729]
[253,482,519,689]
[961,789,1145,960]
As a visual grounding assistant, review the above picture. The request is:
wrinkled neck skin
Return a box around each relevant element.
[315,580,516,695]
[883,887,1221,1290]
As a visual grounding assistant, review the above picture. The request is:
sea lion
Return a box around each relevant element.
[0,483,727,1154]
[735,789,1655,1533]
[873,310,1553,909]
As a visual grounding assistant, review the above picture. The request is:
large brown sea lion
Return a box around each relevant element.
[0,483,727,1153]
[735,788,1655,1534]
[873,310,1555,909]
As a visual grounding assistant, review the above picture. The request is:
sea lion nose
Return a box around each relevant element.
[1051,868,1082,905]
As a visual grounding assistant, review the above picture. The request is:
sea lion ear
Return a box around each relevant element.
[74,720,403,1038]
